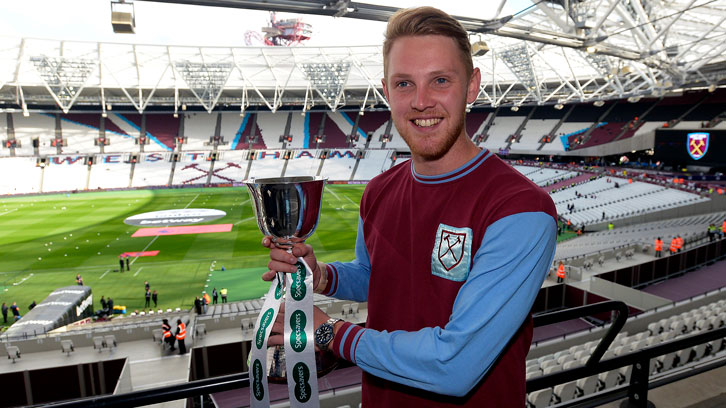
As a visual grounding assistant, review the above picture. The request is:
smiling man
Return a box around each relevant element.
[264,6,557,406]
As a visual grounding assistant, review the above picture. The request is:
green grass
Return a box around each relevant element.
[0,185,363,329]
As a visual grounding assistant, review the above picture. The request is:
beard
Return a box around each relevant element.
[394,110,465,161]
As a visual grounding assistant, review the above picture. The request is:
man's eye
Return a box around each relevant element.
[396,81,409,88]
[435,78,448,84]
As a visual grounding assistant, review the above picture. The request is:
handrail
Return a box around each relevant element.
[533,300,629,369]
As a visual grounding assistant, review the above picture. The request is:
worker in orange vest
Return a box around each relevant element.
[654,237,663,258]
[669,237,678,255]
[721,220,726,238]
[162,318,175,351]
[675,236,683,253]
[556,261,566,283]
[175,319,187,355]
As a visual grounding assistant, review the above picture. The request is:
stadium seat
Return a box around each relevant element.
[6,346,20,363]
[598,370,620,390]
[577,375,598,396]
[152,329,163,343]
[553,381,578,403]
[527,388,552,408]
[656,352,677,372]
[93,336,105,352]
[61,340,74,356]
[195,323,207,339]
[104,335,118,350]
[351,303,359,316]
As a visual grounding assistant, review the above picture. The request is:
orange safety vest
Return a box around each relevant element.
[722,221,726,232]
[676,237,683,250]
[654,239,663,251]
[176,322,186,340]
[669,238,678,253]
[557,264,566,279]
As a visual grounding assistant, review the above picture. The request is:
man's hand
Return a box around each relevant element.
[262,236,326,293]
[268,304,333,351]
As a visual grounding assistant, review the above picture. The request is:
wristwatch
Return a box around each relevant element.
[314,318,342,351]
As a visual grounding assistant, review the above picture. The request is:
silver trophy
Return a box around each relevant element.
[245,176,337,383]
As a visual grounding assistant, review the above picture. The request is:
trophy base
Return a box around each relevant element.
[266,345,339,384]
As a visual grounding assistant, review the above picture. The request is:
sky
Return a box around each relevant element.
[0,0,530,47]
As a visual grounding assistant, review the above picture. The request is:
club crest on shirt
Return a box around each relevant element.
[431,224,472,282]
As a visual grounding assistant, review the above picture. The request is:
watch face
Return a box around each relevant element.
[315,324,334,347]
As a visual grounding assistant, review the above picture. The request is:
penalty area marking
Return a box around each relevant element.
[99,269,111,280]
[0,208,18,217]
[133,266,144,277]
[12,273,34,286]
[325,186,341,201]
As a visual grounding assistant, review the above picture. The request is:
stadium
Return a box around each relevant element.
[0,0,725,407]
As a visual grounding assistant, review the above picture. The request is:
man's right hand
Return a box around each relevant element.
[262,237,326,293]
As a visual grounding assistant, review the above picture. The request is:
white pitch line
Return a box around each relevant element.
[235,216,256,225]
[133,266,144,277]
[99,269,110,280]
[130,235,160,266]
[325,186,341,201]
[344,195,360,207]
[0,208,18,217]
[184,193,200,209]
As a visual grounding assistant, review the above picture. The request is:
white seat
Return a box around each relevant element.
[195,323,207,339]
[61,340,74,356]
[577,375,598,396]
[93,336,105,351]
[554,381,578,403]
[6,346,20,363]
[692,343,709,361]
[543,364,562,375]
[657,352,677,372]
[598,370,620,390]
[527,388,553,408]
[104,335,117,349]
[540,359,558,370]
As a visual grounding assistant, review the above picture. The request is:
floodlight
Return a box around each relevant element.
[593,100,605,107]
[111,1,136,34]
[554,104,564,110]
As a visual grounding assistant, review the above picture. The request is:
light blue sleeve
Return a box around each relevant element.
[327,215,371,302]
[351,212,556,396]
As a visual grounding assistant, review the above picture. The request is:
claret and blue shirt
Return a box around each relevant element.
[322,148,557,407]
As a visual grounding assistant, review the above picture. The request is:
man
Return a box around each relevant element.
[670,236,678,255]
[654,237,663,258]
[220,288,228,303]
[162,319,175,351]
[119,255,125,272]
[175,319,186,355]
[107,297,114,313]
[212,287,218,304]
[145,289,151,308]
[262,7,556,406]
[194,296,202,314]
[28,301,36,310]
[125,255,130,271]
[557,261,566,283]
[10,302,20,321]
[1,302,8,324]
[152,290,158,307]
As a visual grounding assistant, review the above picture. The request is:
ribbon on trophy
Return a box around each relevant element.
[284,259,319,406]
[249,276,284,407]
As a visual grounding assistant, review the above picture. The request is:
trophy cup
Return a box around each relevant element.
[245,176,335,407]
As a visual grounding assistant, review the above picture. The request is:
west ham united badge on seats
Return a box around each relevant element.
[687,132,709,160]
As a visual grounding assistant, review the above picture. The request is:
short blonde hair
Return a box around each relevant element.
[383,7,473,78]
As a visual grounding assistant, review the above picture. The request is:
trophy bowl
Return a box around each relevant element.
[245,176,337,383]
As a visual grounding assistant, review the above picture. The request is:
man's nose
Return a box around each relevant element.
[412,86,435,110]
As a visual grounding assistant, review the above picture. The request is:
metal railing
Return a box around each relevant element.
[40,300,726,408]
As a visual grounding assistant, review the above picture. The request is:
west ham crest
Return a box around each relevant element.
[431,224,472,282]
[687,132,709,160]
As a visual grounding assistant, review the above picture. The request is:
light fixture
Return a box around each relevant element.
[102,112,108,118]
[173,113,179,118]
[111,0,136,34]
[107,103,112,111]
[181,104,187,111]
[554,104,564,110]
[593,100,605,107]
[586,46,596,53]
[708,84,716,93]
[510,106,519,112]
[471,40,489,57]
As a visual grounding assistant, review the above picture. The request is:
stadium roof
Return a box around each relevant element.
[1,0,725,114]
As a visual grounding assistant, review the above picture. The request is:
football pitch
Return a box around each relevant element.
[0,185,363,328]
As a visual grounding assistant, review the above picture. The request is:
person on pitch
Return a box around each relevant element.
[262,7,556,406]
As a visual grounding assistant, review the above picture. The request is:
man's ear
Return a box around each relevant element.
[466,67,481,104]
[381,77,390,102]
